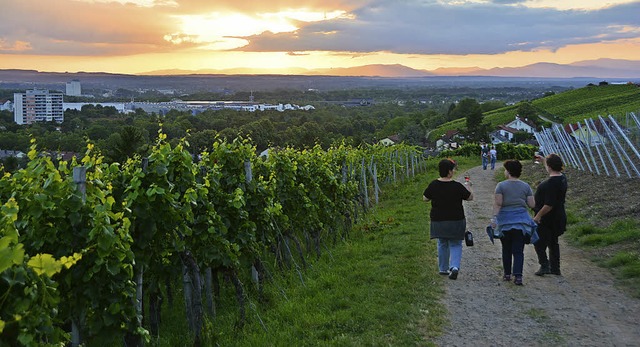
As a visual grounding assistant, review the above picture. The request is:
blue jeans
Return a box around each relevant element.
[482,156,488,169]
[490,157,496,170]
[500,229,525,276]
[437,238,463,272]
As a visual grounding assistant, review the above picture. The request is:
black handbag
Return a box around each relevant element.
[464,230,474,246]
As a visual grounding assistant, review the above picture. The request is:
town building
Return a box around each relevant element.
[436,130,462,151]
[0,149,26,160]
[60,100,315,116]
[14,89,64,124]
[379,134,400,146]
[0,99,13,111]
[66,80,82,96]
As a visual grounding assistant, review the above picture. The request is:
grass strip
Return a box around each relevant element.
[211,171,448,346]
[566,217,640,298]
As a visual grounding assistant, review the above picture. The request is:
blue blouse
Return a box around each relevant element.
[495,209,538,243]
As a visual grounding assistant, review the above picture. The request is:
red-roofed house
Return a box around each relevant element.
[496,125,520,142]
[505,115,537,134]
[564,121,607,146]
[436,130,462,150]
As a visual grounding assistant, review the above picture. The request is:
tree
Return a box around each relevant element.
[513,131,533,143]
[239,119,277,152]
[421,110,446,130]
[104,126,149,162]
[1,156,20,172]
[480,100,506,113]
[451,98,489,143]
[446,103,457,121]
[0,110,13,124]
[516,102,538,125]
[188,129,218,153]
[86,124,112,141]
[399,123,426,146]
[380,116,410,137]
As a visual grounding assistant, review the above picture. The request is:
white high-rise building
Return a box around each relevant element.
[65,80,82,96]
[14,89,64,125]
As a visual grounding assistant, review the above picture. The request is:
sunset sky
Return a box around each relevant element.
[0,0,639,75]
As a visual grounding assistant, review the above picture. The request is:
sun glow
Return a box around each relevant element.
[168,9,347,51]
[259,9,348,22]
[181,13,295,38]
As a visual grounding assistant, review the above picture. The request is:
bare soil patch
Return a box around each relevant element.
[432,162,640,347]
[526,164,640,228]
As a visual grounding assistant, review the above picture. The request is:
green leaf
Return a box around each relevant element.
[17,331,34,345]
[27,254,63,277]
[106,260,121,276]
[0,238,25,273]
[60,252,83,269]
[155,164,168,176]
[1,199,19,222]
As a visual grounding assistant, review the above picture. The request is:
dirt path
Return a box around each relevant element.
[433,164,640,347]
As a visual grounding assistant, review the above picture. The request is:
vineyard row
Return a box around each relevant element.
[0,133,429,346]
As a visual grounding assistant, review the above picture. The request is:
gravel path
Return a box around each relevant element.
[433,164,640,347]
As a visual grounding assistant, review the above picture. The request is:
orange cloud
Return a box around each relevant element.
[0,40,32,52]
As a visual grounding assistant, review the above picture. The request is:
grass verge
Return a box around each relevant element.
[566,217,640,298]
[202,162,461,346]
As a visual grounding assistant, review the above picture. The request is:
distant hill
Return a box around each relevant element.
[430,83,640,140]
[431,67,484,75]
[470,60,640,79]
[143,67,311,76]
[143,64,434,77]
[1,59,639,82]
[310,64,434,77]
[1,69,614,93]
[142,59,640,79]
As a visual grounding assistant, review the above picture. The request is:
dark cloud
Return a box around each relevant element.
[0,0,638,57]
[238,1,640,55]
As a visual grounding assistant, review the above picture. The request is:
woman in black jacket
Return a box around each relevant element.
[533,153,568,276]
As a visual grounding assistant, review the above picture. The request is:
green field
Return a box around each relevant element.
[431,83,640,140]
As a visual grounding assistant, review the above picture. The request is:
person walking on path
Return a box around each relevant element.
[533,153,568,276]
[481,144,489,170]
[434,163,640,347]
[489,146,497,170]
[492,160,537,285]
[423,159,474,280]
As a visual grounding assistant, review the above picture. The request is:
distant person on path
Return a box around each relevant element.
[423,159,473,280]
[492,160,537,285]
[489,146,497,170]
[533,153,568,276]
[481,144,489,170]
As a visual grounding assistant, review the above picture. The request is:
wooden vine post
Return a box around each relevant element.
[71,166,86,347]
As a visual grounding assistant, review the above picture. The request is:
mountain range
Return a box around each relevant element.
[143,59,640,79]
[1,58,639,94]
